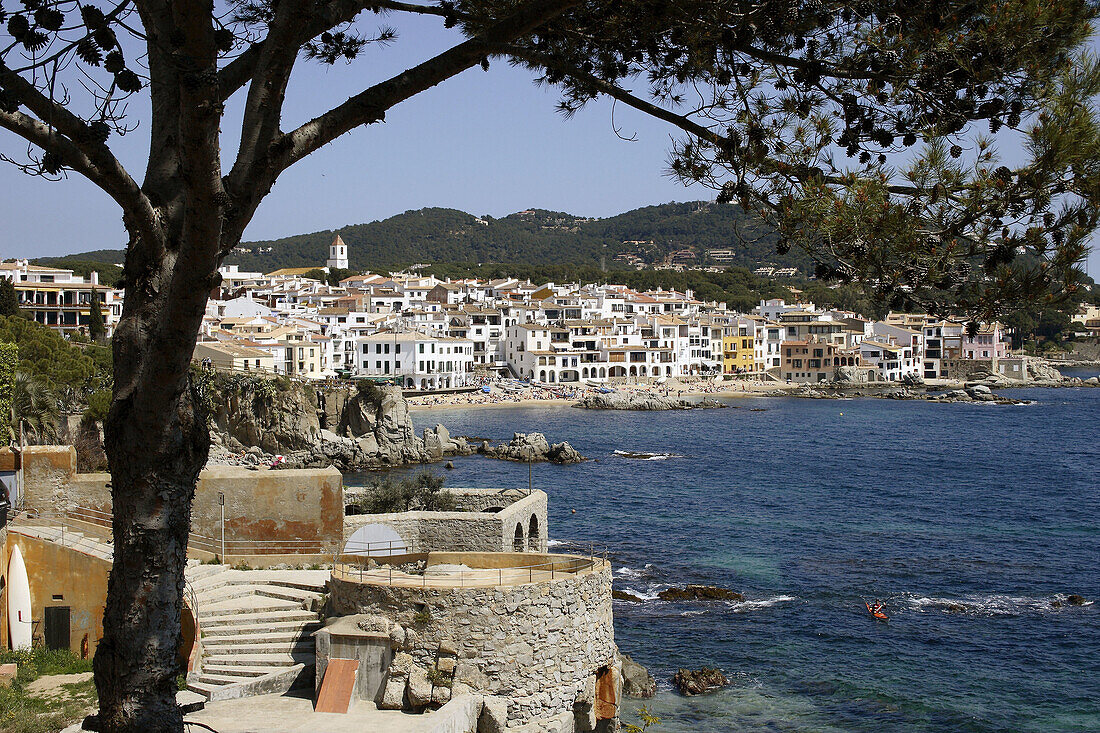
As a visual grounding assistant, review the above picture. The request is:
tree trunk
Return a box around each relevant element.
[93,231,215,733]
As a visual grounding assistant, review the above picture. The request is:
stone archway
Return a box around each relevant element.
[513,523,525,552]
[539,370,546,382]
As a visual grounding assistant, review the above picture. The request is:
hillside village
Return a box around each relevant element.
[5,236,1095,388]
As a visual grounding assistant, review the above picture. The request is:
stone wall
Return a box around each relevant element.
[343,490,547,554]
[329,558,617,729]
[942,357,1028,381]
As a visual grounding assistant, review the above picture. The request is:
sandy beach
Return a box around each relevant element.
[405,378,795,412]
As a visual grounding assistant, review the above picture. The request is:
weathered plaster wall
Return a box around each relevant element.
[3,446,78,511]
[329,559,616,728]
[1,532,109,654]
[343,490,547,555]
[191,466,344,553]
[16,459,344,555]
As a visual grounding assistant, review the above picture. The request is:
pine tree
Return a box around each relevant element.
[88,290,106,343]
[0,278,19,318]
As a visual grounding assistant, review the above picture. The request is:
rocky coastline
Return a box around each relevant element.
[573,391,727,411]
[206,380,580,470]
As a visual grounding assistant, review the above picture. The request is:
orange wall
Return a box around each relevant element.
[1,532,109,655]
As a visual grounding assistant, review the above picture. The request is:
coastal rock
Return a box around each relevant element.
[657,585,743,602]
[612,590,645,603]
[833,366,867,384]
[480,432,585,464]
[478,696,509,733]
[208,381,476,471]
[548,441,584,464]
[1028,359,1065,383]
[1067,594,1088,606]
[672,667,729,696]
[574,392,726,411]
[406,667,433,707]
[620,653,657,699]
[378,676,406,709]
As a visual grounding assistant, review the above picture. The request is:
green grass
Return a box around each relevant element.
[0,647,96,733]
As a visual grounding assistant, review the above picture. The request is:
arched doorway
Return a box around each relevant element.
[513,524,525,552]
[528,515,540,551]
[344,523,408,557]
[539,370,546,382]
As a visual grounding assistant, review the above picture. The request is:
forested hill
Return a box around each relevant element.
[37,202,809,274]
[232,201,804,272]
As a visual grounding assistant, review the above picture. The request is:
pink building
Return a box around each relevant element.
[962,323,1009,360]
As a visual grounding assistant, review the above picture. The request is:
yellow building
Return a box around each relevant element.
[723,333,755,375]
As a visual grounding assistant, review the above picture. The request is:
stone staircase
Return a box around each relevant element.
[9,522,114,562]
[184,563,328,701]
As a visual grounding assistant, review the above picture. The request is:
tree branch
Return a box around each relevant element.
[218,0,389,104]
[0,74,159,243]
[275,0,580,171]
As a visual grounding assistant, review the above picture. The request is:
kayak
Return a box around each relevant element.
[866,601,888,620]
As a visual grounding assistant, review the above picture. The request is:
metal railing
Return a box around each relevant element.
[6,507,340,560]
[7,507,115,559]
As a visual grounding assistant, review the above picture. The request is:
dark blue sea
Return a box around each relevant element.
[353,381,1099,732]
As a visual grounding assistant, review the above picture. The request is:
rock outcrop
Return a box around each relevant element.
[208,381,474,470]
[657,585,743,602]
[574,392,726,410]
[620,653,657,699]
[478,432,584,464]
[1028,359,1066,385]
[672,667,729,696]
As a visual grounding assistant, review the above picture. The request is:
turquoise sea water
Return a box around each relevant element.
[350,383,1099,732]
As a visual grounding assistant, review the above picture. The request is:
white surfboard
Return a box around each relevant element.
[6,544,32,649]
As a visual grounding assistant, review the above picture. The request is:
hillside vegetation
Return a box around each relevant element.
[38,202,808,275]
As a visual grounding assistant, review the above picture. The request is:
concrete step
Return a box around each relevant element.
[200,664,286,678]
[200,609,317,628]
[262,578,328,593]
[200,620,322,638]
[198,596,300,617]
[194,672,256,686]
[202,631,317,648]
[203,652,314,667]
[197,584,320,607]
[185,681,223,698]
[185,564,229,583]
[202,640,315,656]
[188,663,312,702]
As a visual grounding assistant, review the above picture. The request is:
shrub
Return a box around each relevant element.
[350,471,456,514]
[426,667,452,687]
[84,389,112,422]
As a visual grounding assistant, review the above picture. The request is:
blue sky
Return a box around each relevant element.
[1,12,1098,277]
